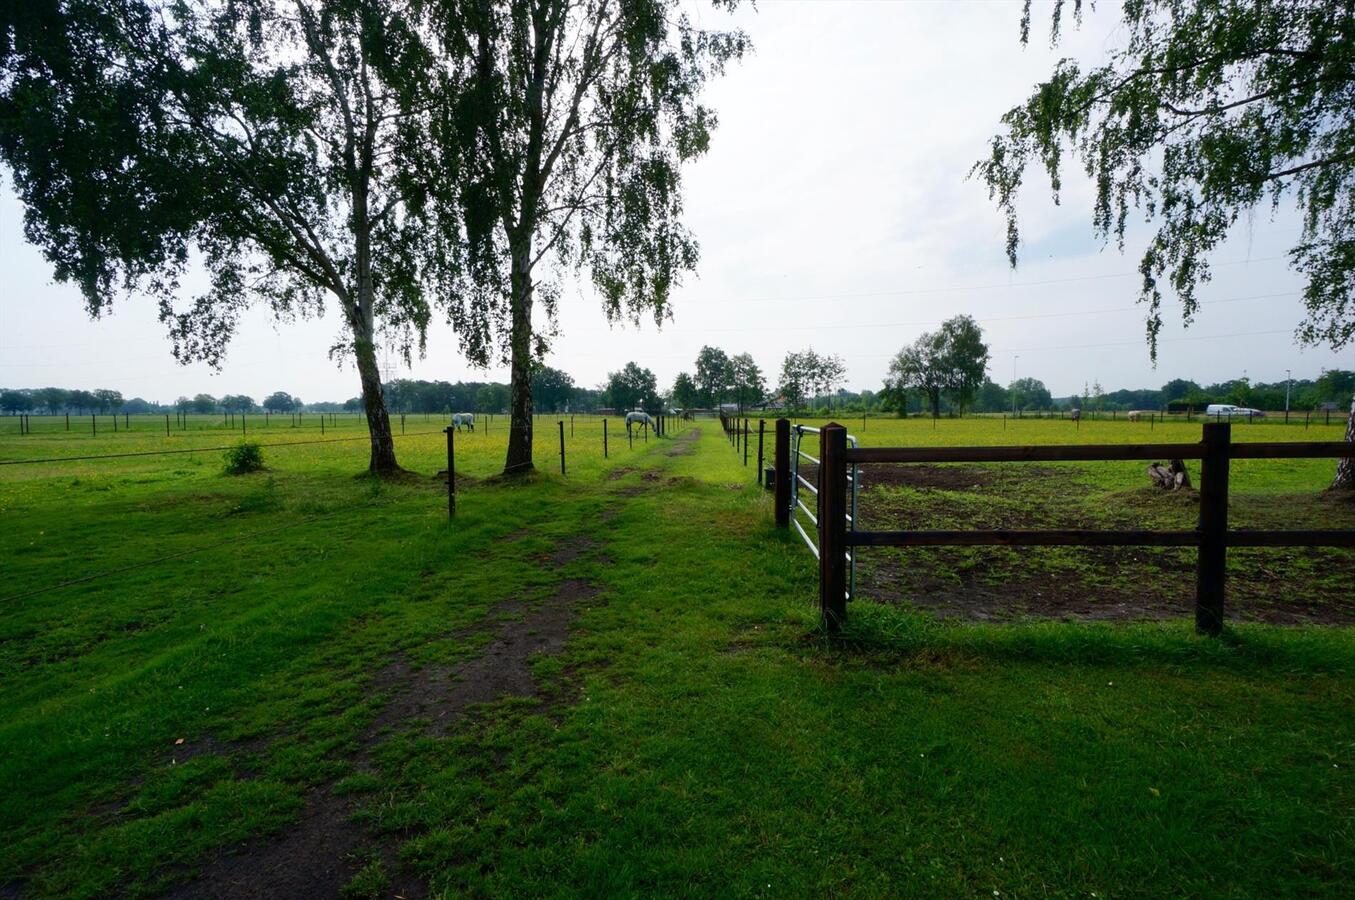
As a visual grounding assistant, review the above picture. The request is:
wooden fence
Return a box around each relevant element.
[772,420,1355,634]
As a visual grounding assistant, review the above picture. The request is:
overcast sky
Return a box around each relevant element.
[2,0,1350,404]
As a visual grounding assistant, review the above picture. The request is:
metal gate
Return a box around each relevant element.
[789,424,861,600]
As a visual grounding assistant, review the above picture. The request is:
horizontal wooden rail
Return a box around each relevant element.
[1228,530,1355,547]
[1228,442,1354,459]
[845,441,1354,465]
[845,443,1206,464]
[850,529,1355,549]
[849,529,1200,547]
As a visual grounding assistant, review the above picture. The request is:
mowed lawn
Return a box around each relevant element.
[1,417,1353,897]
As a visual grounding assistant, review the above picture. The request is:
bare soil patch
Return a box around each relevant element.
[166,535,605,899]
[665,427,700,456]
[862,551,1188,623]
[864,464,1002,492]
[542,534,603,567]
[853,467,1355,626]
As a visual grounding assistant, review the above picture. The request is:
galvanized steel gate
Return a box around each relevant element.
[789,424,861,601]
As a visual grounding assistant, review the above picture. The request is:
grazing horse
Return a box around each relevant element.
[624,411,653,433]
[452,412,475,432]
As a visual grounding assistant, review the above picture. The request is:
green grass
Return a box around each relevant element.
[0,416,1352,897]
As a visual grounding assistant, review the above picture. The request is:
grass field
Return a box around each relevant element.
[1,414,1353,897]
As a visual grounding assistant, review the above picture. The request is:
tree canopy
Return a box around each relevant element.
[605,362,659,412]
[531,366,576,413]
[975,0,1355,357]
[430,0,746,472]
[670,371,699,409]
[774,348,845,414]
[884,316,990,419]
[728,353,765,411]
[694,346,733,408]
[0,0,463,471]
[1009,377,1053,410]
[263,392,301,413]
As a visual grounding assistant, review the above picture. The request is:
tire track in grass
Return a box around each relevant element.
[163,530,612,899]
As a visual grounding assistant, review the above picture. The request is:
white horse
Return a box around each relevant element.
[624,411,653,433]
[452,412,475,432]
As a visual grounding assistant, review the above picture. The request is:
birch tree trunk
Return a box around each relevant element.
[504,236,536,475]
[351,308,399,474]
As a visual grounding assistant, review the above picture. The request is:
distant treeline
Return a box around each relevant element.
[4,368,1351,417]
[855,372,1354,417]
[0,387,324,415]
[0,370,606,416]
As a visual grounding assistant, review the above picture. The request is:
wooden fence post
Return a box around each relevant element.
[603,418,609,458]
[757,419,766,485]
[559,419,566,474]
[743,418,749,466]
[774,418,791,527]
[819,423,849,632]
[1195,422,1231,636]
[444,426,456,517]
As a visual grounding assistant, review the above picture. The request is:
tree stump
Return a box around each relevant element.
[1147,459,1192,491]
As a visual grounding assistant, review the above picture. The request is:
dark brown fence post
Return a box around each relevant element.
[819,424,849,632]
[757,419,766,484]
[774,418,790,528]
[1195,422,1231,636]
[743,419,749,466]
[444,426,456,517]
[558,419,566,474]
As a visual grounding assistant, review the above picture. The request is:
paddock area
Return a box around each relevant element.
[1,419,1353,897]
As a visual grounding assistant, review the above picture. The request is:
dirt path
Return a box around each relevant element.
[166,530,609,899]
[664,426,700,456]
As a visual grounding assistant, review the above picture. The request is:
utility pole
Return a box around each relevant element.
[1285,369,1292,414]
